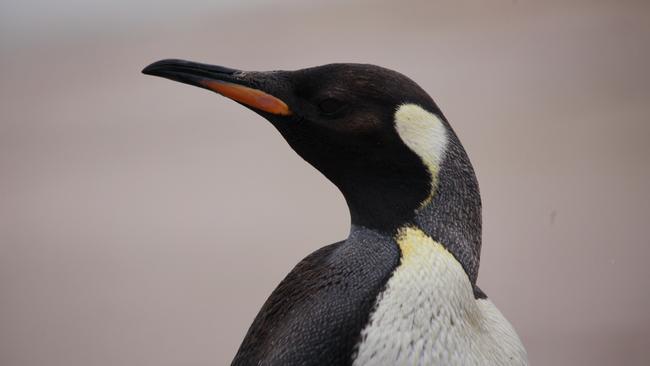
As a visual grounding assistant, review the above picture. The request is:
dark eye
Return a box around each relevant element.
[318,98,346,115]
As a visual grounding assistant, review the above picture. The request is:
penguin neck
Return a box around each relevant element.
[415,144,483,286]
[343,171,481,244]
[345,143,483,286]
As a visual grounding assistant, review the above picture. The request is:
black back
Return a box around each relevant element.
[231,227,400,366]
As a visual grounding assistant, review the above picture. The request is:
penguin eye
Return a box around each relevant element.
[318,98,346,116]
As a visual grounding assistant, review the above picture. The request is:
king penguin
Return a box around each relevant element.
[142,60,528,366]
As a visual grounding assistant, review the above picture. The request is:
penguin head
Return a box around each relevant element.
[143,60,477,232]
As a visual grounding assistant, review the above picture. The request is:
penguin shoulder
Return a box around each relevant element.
[232,235,400,366]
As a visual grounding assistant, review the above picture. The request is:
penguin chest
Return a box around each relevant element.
[352,228,527,366]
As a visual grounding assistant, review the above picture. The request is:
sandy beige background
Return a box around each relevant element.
[1,0,649,365]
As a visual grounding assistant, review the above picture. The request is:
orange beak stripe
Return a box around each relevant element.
[201,80,292,116]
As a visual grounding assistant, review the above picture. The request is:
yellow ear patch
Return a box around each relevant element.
[394,104,448,206]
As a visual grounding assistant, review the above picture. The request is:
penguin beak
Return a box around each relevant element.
[142,59,292,116]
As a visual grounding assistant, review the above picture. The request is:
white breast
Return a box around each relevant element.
[352,227,528,366]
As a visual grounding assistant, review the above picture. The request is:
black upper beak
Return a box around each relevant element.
[142,59,240,89]
[142,59,292,116]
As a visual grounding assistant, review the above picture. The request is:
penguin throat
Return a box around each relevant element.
[341,165,432,232]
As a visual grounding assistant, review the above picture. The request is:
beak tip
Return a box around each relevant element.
[142,59,186,77]
[141,59,171,76]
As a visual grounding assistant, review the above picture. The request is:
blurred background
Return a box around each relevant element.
[1,0,649,365]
